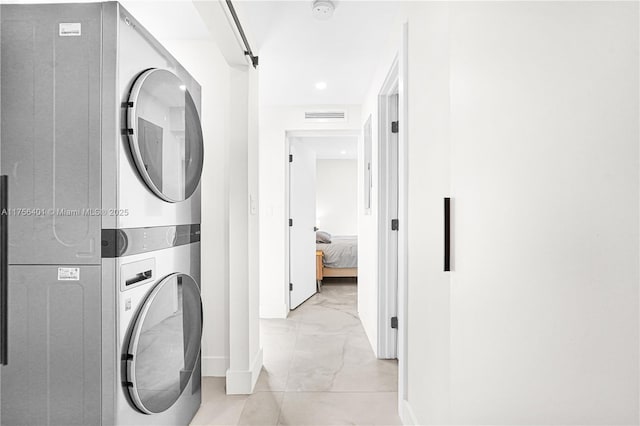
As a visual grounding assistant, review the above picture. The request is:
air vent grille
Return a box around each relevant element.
[304,111,346,121]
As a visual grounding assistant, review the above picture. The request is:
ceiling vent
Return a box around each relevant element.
[304,111,346,122]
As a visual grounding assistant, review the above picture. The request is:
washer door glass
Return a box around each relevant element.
[127,69,204,202]
[126,273,202,414]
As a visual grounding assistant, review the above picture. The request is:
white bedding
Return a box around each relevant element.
[317,236,357,268]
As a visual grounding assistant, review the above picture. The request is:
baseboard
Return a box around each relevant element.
[400,398,418,426]
[225,347,263,394]
[202,355,228,377]
[259,302,288,319]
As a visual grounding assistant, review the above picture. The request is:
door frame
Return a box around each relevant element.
[375,23,409,413]
[284,129,361,313]
[397,22,409,414]
[377,56,400,359]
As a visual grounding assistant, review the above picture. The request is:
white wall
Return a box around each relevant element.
[259,105,361,318]
[358,14,405,356]
[226,64,262,394]
[316,159,358,236]
[165,0,263,392]
[141,1,263,394]
[362,2,639,424]
[403,4,453,423]
[162,39,231,377]
[247,62,261,395]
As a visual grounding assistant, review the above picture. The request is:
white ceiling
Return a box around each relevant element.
[232,1,403,106]
[120,1,212,41]
[293,136,358,159]
[109,1,404,107]
[0,0,213,41]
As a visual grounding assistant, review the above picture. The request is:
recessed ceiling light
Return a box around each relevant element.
[315,81,327,90]
[340,150,347,155]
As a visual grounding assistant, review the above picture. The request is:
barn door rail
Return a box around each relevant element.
[225,0,259,68]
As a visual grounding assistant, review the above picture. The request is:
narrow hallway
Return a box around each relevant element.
[191,281,400,425]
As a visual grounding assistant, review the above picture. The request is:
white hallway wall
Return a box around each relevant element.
[163,5,261,388]
[226,64,262,394]
[187,1,262,393]
[162,39,231,377]
[316,159,358,236]
[163,45,261,390]
[259,105,361,318]
[362,1,639,424]
[358,9,405,356]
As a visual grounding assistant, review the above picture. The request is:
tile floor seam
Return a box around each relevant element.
[234,395,250,425]
[192,283,400,426]
[276,317,300,423]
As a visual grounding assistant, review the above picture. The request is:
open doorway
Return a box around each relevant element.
[287,131,360,311]
[255,128,397,402]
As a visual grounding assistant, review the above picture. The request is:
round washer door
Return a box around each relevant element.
[127,68,204,203]
[126,273,203,414]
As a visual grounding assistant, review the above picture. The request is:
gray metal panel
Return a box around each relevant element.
[0,4,102,264]
[101,258,117,426]
[101,1,120,231]
[101,224,201,258]
[1,265,101,426]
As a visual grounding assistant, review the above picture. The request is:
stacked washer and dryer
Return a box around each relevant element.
[0,3,204,425]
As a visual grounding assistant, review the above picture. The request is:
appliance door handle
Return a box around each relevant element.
[444,197,451,272]
[125,270,153,287]
[1,175,8,365]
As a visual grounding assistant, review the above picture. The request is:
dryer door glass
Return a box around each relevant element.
[127,69,204,203]
[126,273,202,414]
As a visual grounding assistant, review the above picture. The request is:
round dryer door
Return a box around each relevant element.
[126,273,203,414]
[127,69,204,202]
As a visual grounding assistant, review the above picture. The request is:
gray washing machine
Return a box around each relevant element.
[0,3,204,425]
[109,236,202,426]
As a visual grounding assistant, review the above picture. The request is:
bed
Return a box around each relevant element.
[316,235,358,281]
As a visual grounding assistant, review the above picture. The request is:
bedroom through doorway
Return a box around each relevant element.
[287,131,360,311]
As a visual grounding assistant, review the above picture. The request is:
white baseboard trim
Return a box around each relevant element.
[225,348,263,394]
[259,302,288,319]
[400,398,418,426]
[201,355,228,377]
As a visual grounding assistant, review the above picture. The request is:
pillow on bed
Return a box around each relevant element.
[316,230,332,243]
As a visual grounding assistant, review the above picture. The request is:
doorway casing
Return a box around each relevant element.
[284,129,361,313]
[377,56,400,360]
[374,23,409,420]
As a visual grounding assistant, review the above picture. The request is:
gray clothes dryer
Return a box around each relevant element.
[0,3,204,425]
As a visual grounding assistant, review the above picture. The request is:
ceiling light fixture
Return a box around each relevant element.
[312,0,334,20]
[315,81,327,90]
[340,150,347,155]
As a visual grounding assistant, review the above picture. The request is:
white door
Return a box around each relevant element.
[448,7,638,421]
[289,142,317,309]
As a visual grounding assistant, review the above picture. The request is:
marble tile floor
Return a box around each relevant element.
[190,281,401,426]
